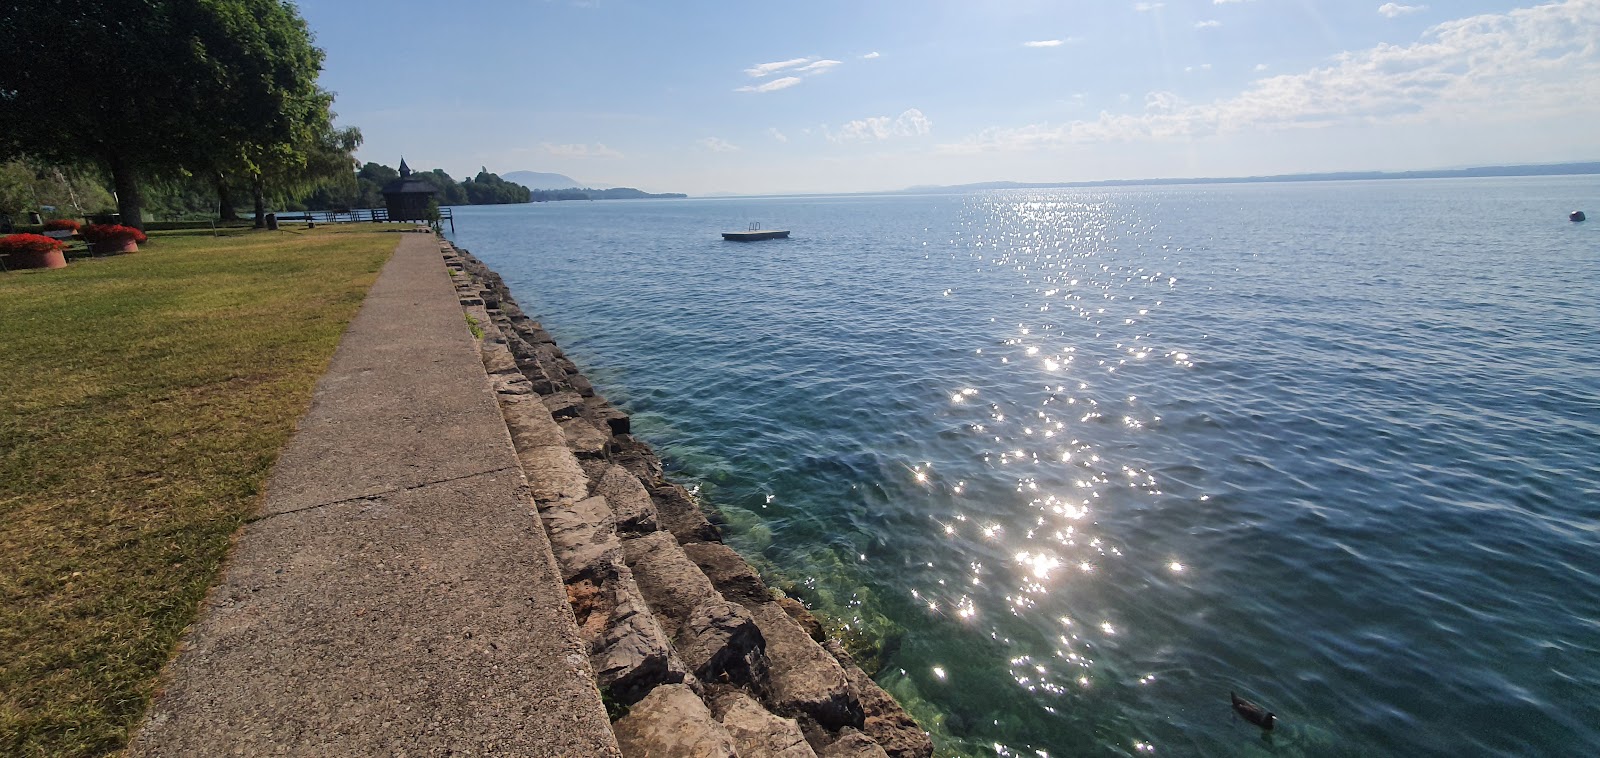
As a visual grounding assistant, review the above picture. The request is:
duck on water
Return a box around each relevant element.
[1231,691,1277,731]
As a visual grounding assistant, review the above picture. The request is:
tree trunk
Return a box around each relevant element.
[109,153,144,230]
[251,173,266,228]
[217,174,239,221]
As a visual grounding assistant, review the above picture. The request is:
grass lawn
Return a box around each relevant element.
[0,227,398,756]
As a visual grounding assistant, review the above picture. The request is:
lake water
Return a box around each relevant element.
[447,176,1599,757]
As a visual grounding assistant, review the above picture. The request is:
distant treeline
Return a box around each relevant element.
[298,163,530,210]
[531,187,688,202]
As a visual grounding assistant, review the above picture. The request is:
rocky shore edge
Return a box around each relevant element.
[443,237,933,758]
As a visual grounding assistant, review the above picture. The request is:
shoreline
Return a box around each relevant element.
[444,238,934,757]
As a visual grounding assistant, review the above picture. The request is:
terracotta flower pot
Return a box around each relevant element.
[7,248,68,269]
[93,239,139,254]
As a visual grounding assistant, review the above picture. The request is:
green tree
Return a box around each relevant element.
[0,158,116,219]
[246,120,362,225]
[462,167,532,204]
[415,169,468,206]
[354,162,398,208]
[0,0,336,229]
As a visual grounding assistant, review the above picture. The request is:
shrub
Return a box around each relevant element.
[0,233,66,254]
[81,223,148,245]
[42,218,81,232]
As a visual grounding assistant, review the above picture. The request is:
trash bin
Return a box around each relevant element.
[265,213,278,231]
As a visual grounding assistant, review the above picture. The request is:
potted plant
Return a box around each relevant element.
[42,218,81,233]
[81,223,147,254]
[0,233,68,269]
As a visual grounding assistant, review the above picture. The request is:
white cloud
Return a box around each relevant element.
[827,109,933,143]
[796,59,842,74]
[1134,2,1164,12]
[745,58,812,77]
[736,76,803,93]
[736,56,842,92]
[1184,63,1214,72]
[1379,3,1427,18]
[1196,20,1222,29]
[1214,0,1252,4]
[862,51,881,59]
[1254,63,1270,71]
[1024,39,1065,47]
[698,137,740,152]
[942,1,1600,153]
[767,127,788,143]
[540,142,623,158]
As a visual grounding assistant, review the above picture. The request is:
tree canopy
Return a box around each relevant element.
[0,0,345,229]
[462,168,533,204]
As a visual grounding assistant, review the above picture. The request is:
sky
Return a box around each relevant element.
[297,0,1600,195]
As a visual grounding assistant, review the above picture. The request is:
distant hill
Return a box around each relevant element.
[502,170,584,190]
[904,161,1600,193]
[502,170,687,200]
[529,187,687,202]
[583,187,687,200]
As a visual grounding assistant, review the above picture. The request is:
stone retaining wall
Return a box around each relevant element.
[441,239,933,758]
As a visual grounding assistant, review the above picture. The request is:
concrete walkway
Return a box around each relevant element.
[129,233,619,756]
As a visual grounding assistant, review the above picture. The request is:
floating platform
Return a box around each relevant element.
[722,229,790,241]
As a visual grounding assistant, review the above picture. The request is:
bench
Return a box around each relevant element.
[43,229,96,259]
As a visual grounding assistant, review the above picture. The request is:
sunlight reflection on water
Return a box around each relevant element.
[452,177,1600,756]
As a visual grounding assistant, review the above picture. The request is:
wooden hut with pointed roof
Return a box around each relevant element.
[382,158,438,222]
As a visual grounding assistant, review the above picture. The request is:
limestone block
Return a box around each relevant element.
[560,417,610,459]
[492,374,534,396]
[543,391,587,419]
[497,393,564,448]
[517,445,590,503]
[570,373,596,397]
[649,482,721,544]
[500,302,529,323]
[683,542,771,606]
[516,360,558,395]
[594,566,691,704]
[711,690,816,758]
[613,684,737,758]
[596,465,659,533]
[623,532,720,637]
[503,330,539,362]
[539,496,619,583]
[823,641,933,758]
[480,343,519,376]
[779,596,826,643]
[746,602,863,730]
[535,352,570,390]
[819,729,889,758]
[517,324,556,345]
[679,599,769,690]
[586,397,633,436]
[624,533,767,688]
[614,440,665,483]
[580,457,613,485]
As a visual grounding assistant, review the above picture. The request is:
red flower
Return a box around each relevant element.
[42,219,81,232]
[81,224,148,245]
[0,233,67,255]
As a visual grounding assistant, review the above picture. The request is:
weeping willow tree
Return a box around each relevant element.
[0,158,115,220]
[252,120,364,224]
